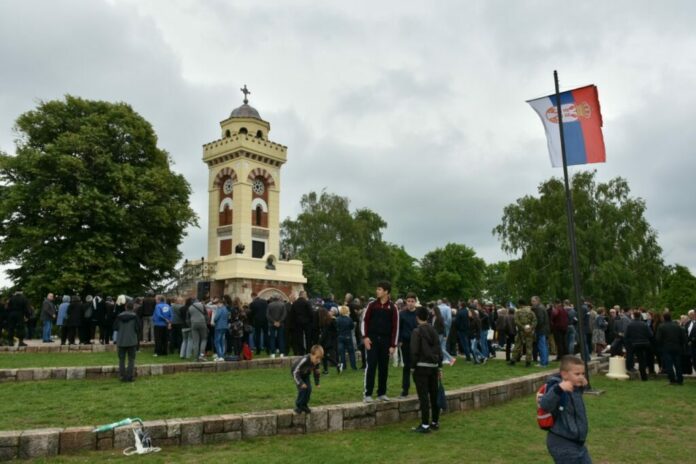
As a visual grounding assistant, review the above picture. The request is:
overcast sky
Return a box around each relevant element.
[1,0,695,289]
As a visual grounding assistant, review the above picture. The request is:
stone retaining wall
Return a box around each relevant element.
[0,356,301,383]
[0,360,605,460]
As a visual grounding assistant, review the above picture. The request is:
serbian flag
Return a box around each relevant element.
[527,85,605,167]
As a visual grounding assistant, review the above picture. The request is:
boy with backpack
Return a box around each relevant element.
[537,355,591,463]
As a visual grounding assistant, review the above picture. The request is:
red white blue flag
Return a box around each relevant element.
[527,85,605,168]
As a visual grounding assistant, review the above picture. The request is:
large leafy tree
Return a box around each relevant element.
[281,190,421,298]
[420,243,485,303]
[483,261,517,305]
[657,264,696,316]
[493,171,663,306]
[0,96,197,299]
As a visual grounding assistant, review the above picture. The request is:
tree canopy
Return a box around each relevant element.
[657,264,696,316]
[420,243,485,303]
[0,96,197,299]
[493,171,663,307]
[281,191,420,299]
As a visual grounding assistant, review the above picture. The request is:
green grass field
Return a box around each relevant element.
[0,347,193,368]
[0,359,547,430]
[32,376,696,464]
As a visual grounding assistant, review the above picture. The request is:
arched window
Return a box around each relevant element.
[256,130,263,139]
[239,127,248,135]
[255,205,263,226]
[225,129,231,138]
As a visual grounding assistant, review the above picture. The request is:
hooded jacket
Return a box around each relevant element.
[188,302,208,327]
[57,295,70,326]
[115,311,141,347]
[410,322,442,368]
[538,374,589,444]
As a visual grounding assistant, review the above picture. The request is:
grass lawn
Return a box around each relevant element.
[0,348,273,369]
[0,359,547,430]
[0,348,189,369]
[35,376,696,464]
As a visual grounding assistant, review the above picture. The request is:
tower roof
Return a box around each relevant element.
[230,103,262,120]
[230,84,263,120]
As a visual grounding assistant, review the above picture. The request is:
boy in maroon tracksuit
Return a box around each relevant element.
[361,281,399,403]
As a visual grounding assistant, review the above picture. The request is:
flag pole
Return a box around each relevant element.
[553,70,598,391]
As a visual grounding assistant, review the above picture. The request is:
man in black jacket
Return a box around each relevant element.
[290,291,313,355]
[410,306,443,433]
[656,312,686,385]
[140,292,156,342]
[249,293,269,355]
[7,291,30,347]
[624,311,653,381]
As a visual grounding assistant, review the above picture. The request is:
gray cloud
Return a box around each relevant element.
[1,0,695,289]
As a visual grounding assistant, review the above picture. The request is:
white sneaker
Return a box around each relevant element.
[271,353,276,359]
[363,396,375,403]
[280,354,285,358]
[377,395,390,402]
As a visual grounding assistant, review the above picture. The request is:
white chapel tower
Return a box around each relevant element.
[198,86,306,301]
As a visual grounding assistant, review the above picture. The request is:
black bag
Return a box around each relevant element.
[437,380,448,412]
[682,353,693,375]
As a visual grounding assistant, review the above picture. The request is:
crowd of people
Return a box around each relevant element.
[2,288,695,387]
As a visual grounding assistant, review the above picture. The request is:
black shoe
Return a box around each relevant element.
[507,361,516,366]
[430,422,440,431]
[412,424,431,434]
[293,407,303,414]
[302,406,312,413]
[18,342,28,347]
[322,370,329,375]
[525,362,531,368]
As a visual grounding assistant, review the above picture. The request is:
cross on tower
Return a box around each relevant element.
[240,85,251,104]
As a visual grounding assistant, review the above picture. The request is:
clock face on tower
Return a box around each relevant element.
[223,178,234,195]
[252,179,265,195]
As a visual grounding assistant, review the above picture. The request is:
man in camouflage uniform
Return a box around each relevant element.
[509,298,537,367]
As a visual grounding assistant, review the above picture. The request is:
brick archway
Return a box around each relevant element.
[213,167,238,187]
[247,168,275,187]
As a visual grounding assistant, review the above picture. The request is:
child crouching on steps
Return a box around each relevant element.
[538,355,591,463]
[291,345,324,414]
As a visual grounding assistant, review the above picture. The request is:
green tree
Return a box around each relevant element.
[658,265,696,316]
[483,261,517,305]
[420,243,485,303]
[0,96,197,299]
[281,190,420,298]
[493,171,663,306]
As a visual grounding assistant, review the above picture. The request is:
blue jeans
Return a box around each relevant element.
[479,330,490,358]
[42,320,53,342]
[439,335,454,364]
[295,377,312,409]
[337,335,356,369]
[470,338,484,363]
[537,333,549,366]
[269,323,285,355]
[457,331,471,360]
[567,326,577,354]
[214,329,227,358]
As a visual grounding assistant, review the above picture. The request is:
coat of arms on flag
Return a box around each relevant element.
[527,85,606,168]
